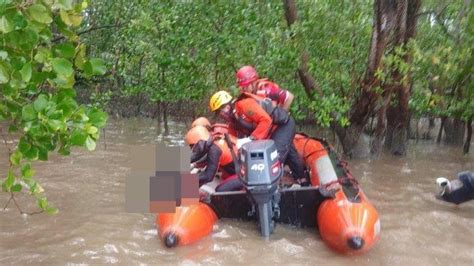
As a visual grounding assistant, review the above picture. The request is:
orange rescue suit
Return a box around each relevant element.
[231,95,274,140]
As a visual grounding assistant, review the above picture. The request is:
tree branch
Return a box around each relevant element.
[297,52,323,99]
[283,0,298,27]
[3,194,13,210]
[9,192,44,215]
[52,24,122,43]
[0,125,12,154]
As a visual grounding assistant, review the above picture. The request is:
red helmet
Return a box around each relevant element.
[236,65,258,87]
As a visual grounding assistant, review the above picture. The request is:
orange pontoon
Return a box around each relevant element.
[156,133,380,255]
[156,203,217,247]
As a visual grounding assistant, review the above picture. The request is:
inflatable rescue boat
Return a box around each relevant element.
[156,133,380,255]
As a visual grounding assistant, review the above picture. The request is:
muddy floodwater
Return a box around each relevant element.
[1,118,473,265]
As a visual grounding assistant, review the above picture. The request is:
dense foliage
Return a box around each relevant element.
[1,0,107,214]
[411,1,473,123]
[82,0,471,138]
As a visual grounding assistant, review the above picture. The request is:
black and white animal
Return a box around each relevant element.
[436,171,474,205]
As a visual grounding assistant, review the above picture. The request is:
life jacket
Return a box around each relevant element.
[255,79,279,94]
[211,123,229,138]
[214,136,237,180]
[236,92,290,127]
[255,79,287,106]
[214,136,238,166]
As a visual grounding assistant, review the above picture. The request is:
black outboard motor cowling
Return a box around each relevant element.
[240,140,282,237]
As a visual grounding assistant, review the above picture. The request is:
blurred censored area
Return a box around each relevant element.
[126,143,199,213]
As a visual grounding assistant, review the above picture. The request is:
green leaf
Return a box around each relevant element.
[22,104,37,121]
[2,170,15,192]
[0,15,14,33]
[38,197,48,210]
[59,9,82,27]
[56,0,73,10]
[38,147,48,161]
[53,71,75,88]
[27,180,43,194]
[70,129,87,146]
[9,70,24,89]
[53,43,75,59]
[24,146,39,160]
[27,4,52,24]
[20,62,32,82]
[51,58,73,77]
[58,144,70,155]
[47,119,64,131]
[0,61,11,84]
[85,136,96,151]
[0,50,8,60]
[21,163,35,178]
[11,11,27,30]
[56,97,77,117]
[11,183,22,192]
[57,88,76,99]
[34,94,49,112]
[74,44,86,69]
[46,206,58,215]
[18,138,31,154]
[55,13,77,40]
[34,47,51,63]
[84,58,106,76]
[88,109,108,128]
[87,125,98,134]
[10,150,22,166]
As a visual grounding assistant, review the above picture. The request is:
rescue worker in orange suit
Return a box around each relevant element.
[209,90,307,184]
[185,125,243,192]
[236,65,295,111]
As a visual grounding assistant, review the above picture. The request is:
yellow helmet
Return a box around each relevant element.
[209,91,232,112]
[185,126,211,146]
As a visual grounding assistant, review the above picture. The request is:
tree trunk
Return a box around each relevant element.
[464,117,472,154]
[285,0,420,158]
[444,118,465,145]
[371,88,392,157]
[437,117,445,143]
[156,102,162,135]
[384,0,420,156]
[297,52,323,99]
[338,0,400,157]
[407,112,413,139]
[385,82,410,155]
[425,117,435,140]
[416,118,420,141]
[163,102,169,136]
[283,0,297,27]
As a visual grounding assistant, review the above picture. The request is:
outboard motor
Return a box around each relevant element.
[240,140,282,237]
